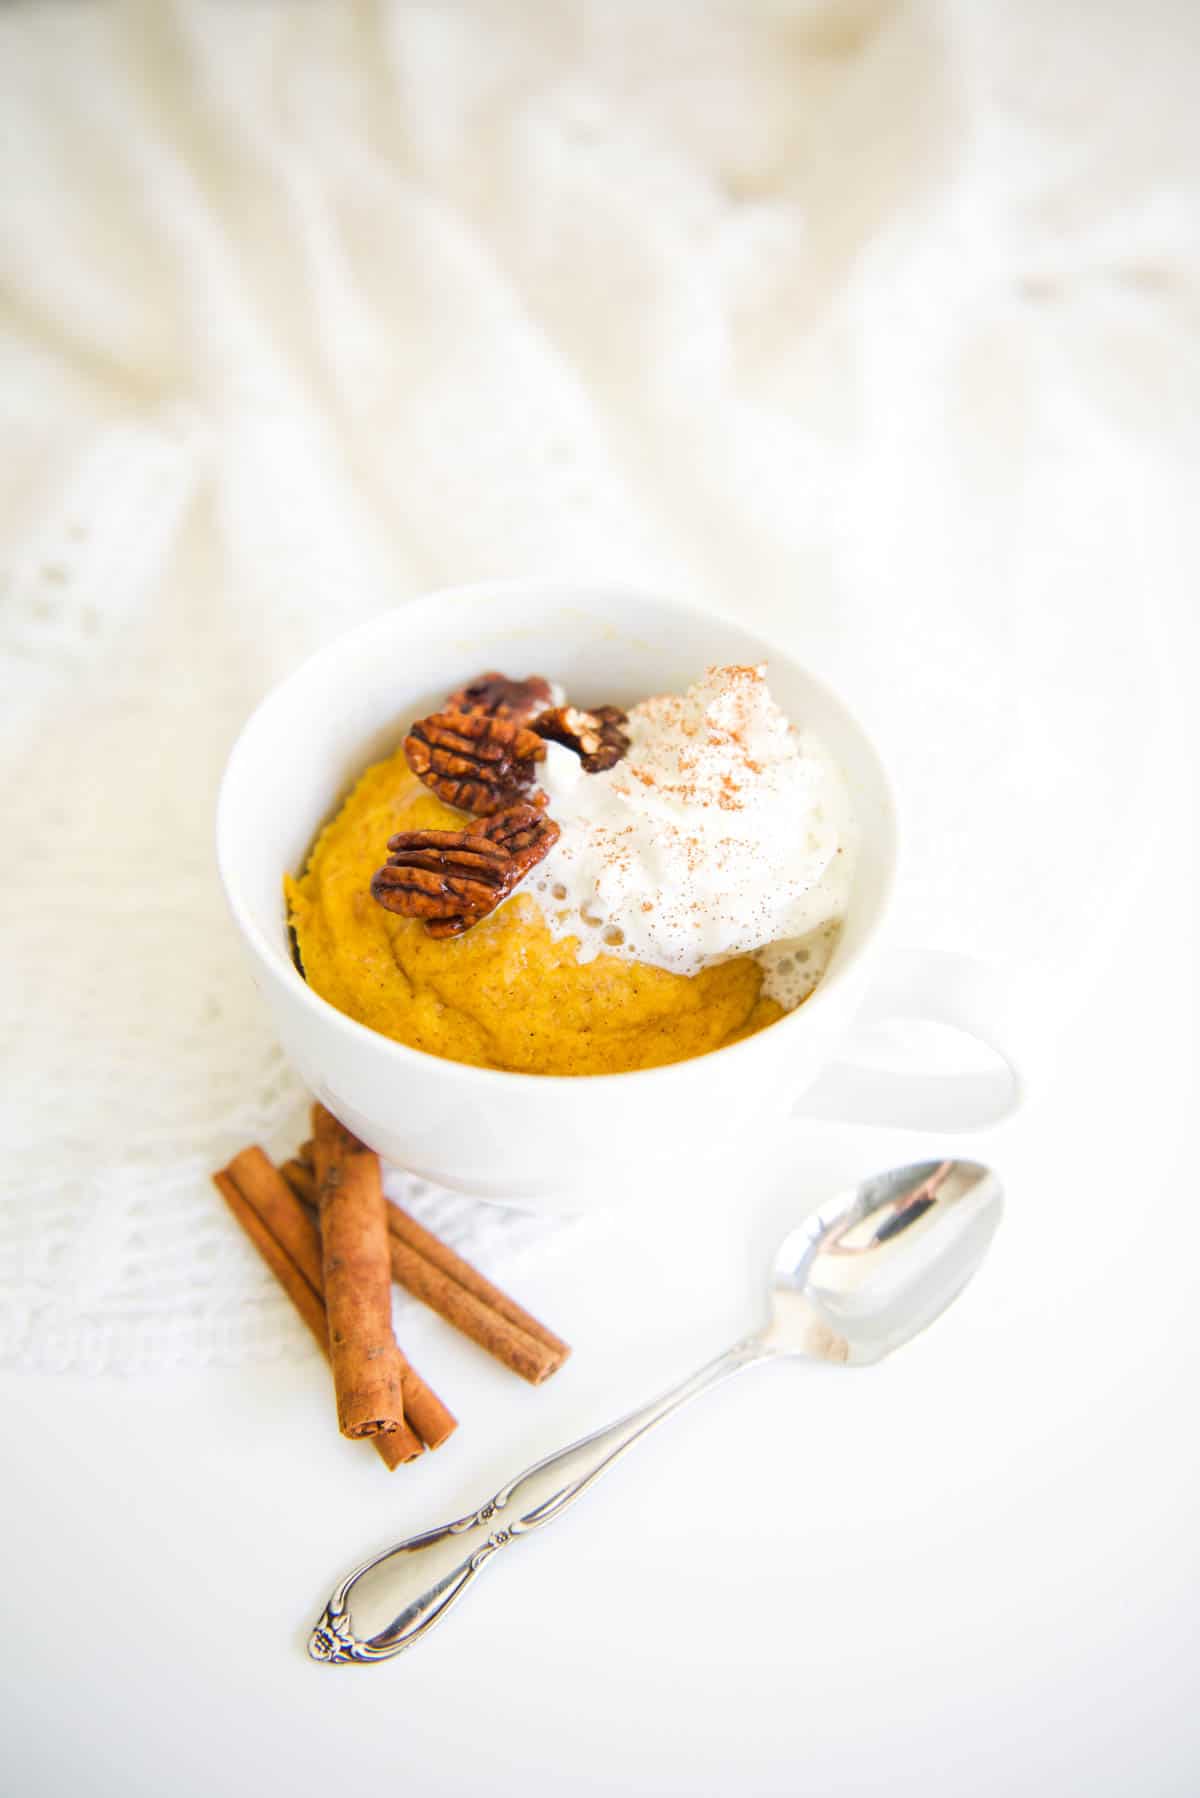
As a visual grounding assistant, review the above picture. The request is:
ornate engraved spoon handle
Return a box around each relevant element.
[309,1337,769,1663]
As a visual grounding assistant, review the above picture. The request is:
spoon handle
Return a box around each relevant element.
[308,1336,767,1664]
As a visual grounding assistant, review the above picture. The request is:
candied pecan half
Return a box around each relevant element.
[371,804,560,938]
[370,831,510,931]
[404,710,546,815]
[533,704,630,773]
[475,801,560,878]
[442,671,555,724]
[427,804,560,938]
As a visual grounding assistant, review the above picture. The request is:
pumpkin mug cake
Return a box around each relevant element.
[286,663,857,1076]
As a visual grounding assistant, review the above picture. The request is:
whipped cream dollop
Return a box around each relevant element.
[524,664,856,1005]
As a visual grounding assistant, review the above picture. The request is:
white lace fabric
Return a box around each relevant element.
[0,1,1189,1373]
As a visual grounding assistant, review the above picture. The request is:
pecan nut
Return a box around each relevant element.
[371,804,560,938]
[370,831,510,930]
[474,801,560,880]
[442,671,555,724]
[533,704,630,773]
[404,710,546,815]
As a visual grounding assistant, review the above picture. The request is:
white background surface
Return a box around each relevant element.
[5,633,1196,1791]
[3,1,1199,1791]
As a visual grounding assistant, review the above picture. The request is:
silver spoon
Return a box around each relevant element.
[308,1157,1001,1664]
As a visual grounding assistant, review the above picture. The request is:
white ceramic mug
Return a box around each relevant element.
[217,581,1025,1210]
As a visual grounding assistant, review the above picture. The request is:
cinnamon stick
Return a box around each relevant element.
[291,1131,456,1443]
[279,1158,316,1206]
[384,1230,563,1383]
[310,1105,359,1177]
[384,1200,570,1381]
[213,1169,327,1353]
[279,1154,460,1423]
[311,1107,408,1440]
[227,1146,323,1286]
[284,1155,567,1383]
[394,1354,457,1449]
[232,1148,451,1460]
[212,1162,422,1468]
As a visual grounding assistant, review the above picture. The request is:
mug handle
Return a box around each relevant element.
[793,947,1031,1132]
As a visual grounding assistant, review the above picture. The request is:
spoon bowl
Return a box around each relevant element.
[766,1159,1003,1366]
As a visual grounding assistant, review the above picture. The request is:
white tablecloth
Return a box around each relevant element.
[0,2,1191,1378]
[3,5,1198,1794]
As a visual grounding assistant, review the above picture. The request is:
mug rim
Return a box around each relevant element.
[215,578,899,1091]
